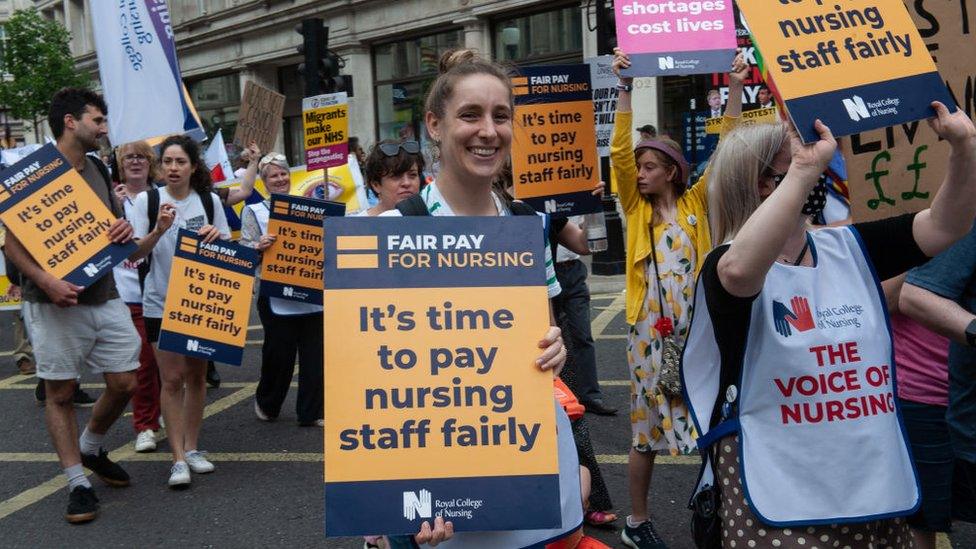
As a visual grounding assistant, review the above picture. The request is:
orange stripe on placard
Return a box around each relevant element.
[337,254,378,269]
[513,87,530,96]
[273,205,289,214]
[179,236,197,247]
[179,244,198,254]
[511,77,528,85]
[336,235,378,251]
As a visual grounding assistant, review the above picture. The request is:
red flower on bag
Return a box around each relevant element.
[654,316,674,337]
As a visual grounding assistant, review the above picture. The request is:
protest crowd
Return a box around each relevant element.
[2,2,976,549]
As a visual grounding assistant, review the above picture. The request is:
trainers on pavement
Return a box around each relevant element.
[168,461,190,488]
[81,448,130,487]
[184,450,215,474]
[135,430,156,453]
[73,386,96,407]
[621,518,669,549]
[65,485,99,524]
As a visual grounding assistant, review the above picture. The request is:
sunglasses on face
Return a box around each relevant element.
[378,141,420,157]
[123,154,148,163]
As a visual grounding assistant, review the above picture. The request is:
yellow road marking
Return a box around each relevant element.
[590,293,625,339]
[599,380,629,386]
[596,334,627,340]
[0,383,257,521]
[0,373,30,389]
[0,350,13,357]
[596,454,697,465]
[936,532,953,549]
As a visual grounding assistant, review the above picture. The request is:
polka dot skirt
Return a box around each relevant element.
[716,435,914,549]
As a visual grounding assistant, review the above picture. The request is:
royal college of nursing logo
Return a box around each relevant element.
[658,56,675,70]
[83,262,100,277]
[403,489,432,520]
[842,95,870,122]
[772,296,815,337]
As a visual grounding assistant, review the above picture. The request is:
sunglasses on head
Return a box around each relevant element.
[378,141,420,157]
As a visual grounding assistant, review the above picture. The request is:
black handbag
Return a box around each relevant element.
[690,444,723,548]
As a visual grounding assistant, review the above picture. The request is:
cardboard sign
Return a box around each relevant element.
[737,0,954,143]
[586,55,619,157]
[616,0,736,76]
[302,92,349,170]
[511,64,601,217]
[259,194,344,304]
[234,81,286,154]
[158,230,257,365]
[847,1,976,222]
[705,106,779,134]
[0,144,136,286]
[323,216,559,536]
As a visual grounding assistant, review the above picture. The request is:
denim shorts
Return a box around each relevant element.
[899,399,976,531]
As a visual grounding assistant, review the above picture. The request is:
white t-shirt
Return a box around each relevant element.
[131,186,231,318]
[380,182,561,298]
[113,193,147,304]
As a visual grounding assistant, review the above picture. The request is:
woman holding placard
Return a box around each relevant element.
[240,152,324,428]
[611,48,748,548]
[371,48,577,549]
[683,102,976,546]
[130,135,231,489]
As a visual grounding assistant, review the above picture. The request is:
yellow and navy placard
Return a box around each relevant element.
[0,144,136,286]
[737,0,954,142]
[0,261,19,312]
[511,64,601,217]
[705,106,779,134]
[302,92,349,171]
[158,230,257,365]
[322,216,559,536]
[259,194,344,304]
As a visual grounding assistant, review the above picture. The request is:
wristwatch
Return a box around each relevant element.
[966,318,976,347]
[615,81,633,92]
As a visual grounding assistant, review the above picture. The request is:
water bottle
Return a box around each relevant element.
[584,211,608,253]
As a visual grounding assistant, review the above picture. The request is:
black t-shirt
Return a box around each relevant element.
[699,213,928,417]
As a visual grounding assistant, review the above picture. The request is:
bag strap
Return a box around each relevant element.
[199,188,215,225]
[147,187,160,234]
[649,225,677,324]
[395,194,431,216]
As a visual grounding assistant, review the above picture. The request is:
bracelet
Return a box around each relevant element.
[615,81,633,92]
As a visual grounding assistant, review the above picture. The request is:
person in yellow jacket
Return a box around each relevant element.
[611,48,748,549]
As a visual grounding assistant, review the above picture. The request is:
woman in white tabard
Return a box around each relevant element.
[682,104,976,548]
[353,138,425,217]
[240,152,324,427]
[130,135,231,488]
[111,140,164,454]
[370,48,578,549]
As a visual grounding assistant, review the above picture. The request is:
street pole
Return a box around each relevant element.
[591,0,626,276]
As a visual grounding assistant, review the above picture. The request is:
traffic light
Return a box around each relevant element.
[296,18,349,96]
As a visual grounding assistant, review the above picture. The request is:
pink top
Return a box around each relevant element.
[891,312,949,406]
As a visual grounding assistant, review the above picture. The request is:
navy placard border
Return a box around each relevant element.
[268,193,345,225]
[157,331,243,366]
[785,72,954,143]
[63,241,138,287]
[258,279,323,304]
[520,190,602,218]
[514,64,593,105]
[0,144,73,214]
[324,474,561,537]
[621,48,737,77]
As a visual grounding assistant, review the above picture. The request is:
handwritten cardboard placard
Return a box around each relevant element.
[259,194,344,304]
[158,230,257,365]
[846,1,976,222]
[511,64,601,217]
[616,0,737,76]
[323,216,558,536]
[234,81,286,154]
[737,0,954,142]
[0,144,135,286]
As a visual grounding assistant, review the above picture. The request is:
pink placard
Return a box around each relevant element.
[615,0,735,55]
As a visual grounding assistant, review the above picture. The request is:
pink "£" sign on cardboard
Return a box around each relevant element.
[616,0,736,76]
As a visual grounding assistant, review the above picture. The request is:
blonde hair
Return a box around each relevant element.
[115,141,160,183]
[707,123,786,244]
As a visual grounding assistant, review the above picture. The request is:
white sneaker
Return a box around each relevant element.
[184,450,215,474]
[315,419,324,427]
[168,461,190,488]
[135,430,156,453]
[254,400,271,421]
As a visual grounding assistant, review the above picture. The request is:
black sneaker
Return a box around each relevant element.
[73,386,96,407]
[65,485,99,524]
[621,518,669,549]
[206,361,220,388]
[80,448,130,487]
[34,380,46,406]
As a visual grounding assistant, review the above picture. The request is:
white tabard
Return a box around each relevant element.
[683,227,919,526]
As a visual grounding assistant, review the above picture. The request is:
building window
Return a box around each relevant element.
[187,73,240,144]
[492,5,583,66]
[372,29,462,143]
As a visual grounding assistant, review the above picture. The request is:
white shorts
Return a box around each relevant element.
[22,298,140,380]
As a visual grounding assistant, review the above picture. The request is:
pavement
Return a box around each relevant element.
[0,273,972,547]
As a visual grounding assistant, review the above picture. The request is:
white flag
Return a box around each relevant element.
[204,132,235,184]
[91,1,202,145]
